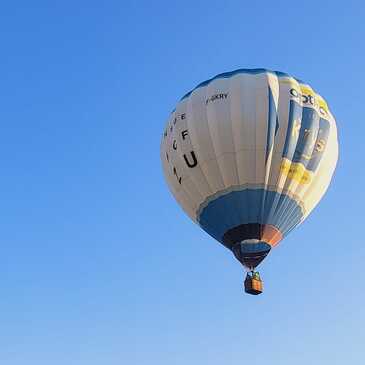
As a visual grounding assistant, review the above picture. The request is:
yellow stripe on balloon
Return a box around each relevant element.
[280,158,313,185]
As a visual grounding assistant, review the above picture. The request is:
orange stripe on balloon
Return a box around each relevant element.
[261,225,283,247]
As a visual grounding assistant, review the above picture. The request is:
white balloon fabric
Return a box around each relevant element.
[160,69,338,269]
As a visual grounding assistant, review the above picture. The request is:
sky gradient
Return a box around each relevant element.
[0,1,364,364]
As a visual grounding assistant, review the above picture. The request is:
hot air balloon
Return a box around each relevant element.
[160,69,338,295]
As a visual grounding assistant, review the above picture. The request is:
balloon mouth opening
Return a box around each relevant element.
[240,238,261,245]
[232,241,271,270]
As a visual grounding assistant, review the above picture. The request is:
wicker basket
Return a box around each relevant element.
[244,274,263,295]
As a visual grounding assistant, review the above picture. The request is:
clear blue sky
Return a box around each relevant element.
[0,1,363,364]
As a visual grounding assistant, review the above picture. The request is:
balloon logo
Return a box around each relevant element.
[161,69,338,294]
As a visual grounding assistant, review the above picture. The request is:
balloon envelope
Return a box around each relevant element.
[161,69,338,269]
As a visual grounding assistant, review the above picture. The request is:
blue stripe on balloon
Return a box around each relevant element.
[282,103,331,173]
[282,100,303,159]
[266,86,278,162]
[306,117,330,171]
[197,189,303,244]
